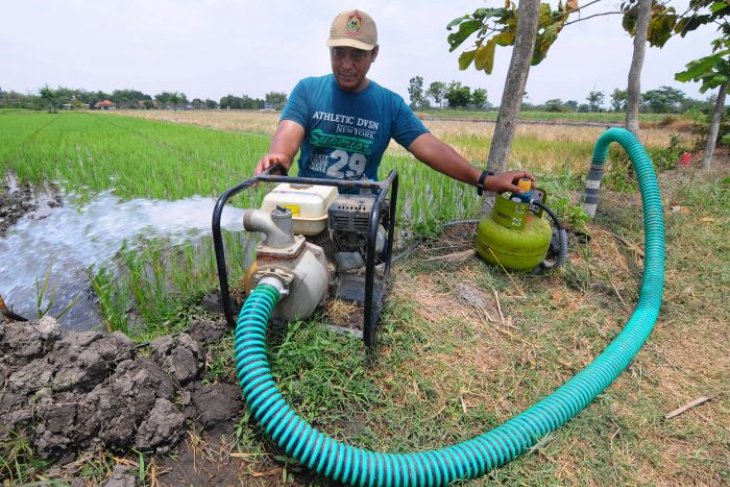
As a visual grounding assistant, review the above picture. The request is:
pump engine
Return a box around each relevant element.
[244,183,390,323]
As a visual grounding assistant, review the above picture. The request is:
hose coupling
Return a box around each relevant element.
[255,267,295,297]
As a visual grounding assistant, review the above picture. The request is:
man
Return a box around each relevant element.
[255,9,533,196]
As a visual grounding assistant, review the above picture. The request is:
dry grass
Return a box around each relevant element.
[115,109,280,136]
[116,109,695,147]
[424,119,696,148]
[115,110,700,174]
[371,155,729,484]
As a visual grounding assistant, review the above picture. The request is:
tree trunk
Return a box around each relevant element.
[702,81,728,170]
[625,0,651,137]
[486,0,539,174]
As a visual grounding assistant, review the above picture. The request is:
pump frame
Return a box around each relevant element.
[212,165,399,350]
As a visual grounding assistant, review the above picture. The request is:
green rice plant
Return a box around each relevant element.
[34,264,80,321]
[119,241,177,326]
[34,265,56,318]
[381,153,482,227]
[0,112,271,200]
[87,232,254,340]
[90,267,130,334]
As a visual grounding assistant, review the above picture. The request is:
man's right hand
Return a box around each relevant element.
[255,153,292,175]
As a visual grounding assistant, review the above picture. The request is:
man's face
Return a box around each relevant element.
[330,46,378,92]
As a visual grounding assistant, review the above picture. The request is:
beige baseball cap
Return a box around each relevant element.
[326,10,378,51]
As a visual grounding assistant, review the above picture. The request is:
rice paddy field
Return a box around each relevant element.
[0,108,728,486]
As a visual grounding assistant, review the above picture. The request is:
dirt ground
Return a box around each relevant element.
[0,312,242,485]
[0,177,62,242]
[0,181,38,236]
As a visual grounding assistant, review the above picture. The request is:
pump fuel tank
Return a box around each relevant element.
[476,193,552,271]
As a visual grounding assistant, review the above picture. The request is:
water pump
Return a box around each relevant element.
[239,205,331,323]
[212,168,398,349]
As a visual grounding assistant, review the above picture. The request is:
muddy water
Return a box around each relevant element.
[0,188,245,329]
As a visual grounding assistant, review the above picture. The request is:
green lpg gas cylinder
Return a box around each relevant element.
[476,194,552,271]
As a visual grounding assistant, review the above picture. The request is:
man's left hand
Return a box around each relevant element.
[485,170,535,194]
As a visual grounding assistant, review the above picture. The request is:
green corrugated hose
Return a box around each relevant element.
[233,128,665,486]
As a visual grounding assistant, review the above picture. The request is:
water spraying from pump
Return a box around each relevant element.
[0,190,245,329]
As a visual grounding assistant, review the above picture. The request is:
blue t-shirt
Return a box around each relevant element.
[280,74,428,182]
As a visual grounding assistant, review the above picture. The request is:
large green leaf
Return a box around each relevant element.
[537,2,553,25]
[676,47,730,93]
[475,39,497,74]
[459,49,477,71]
[446,15,470,30]
[647,8,677,47]
[674,14,712,36]
[675,56,721,82]
[699,74,728,93]
[710,1,730,14]
[447,19,482,51]
[622,5,637,35]
[532,24,559,65]
[493,30,515,46]
[473,8,508,22]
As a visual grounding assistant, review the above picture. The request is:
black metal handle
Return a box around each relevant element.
[363,170,398,350]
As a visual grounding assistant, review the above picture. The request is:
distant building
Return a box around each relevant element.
[94,100,115,110]
[63,95,87,110]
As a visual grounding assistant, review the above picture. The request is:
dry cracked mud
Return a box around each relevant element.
[0,316,241,485]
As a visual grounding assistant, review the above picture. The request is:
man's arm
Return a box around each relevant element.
[408,133,533,194]
[255,120,306,174]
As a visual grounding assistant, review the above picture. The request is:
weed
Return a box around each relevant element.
[650,133,689,171]
[602,150,640,193]
[71,449,117,484]
[0,428,49,483]
[542,193,590,231]
[131,448,160,486]
[270,319,376,425]
[233,410,268,456]
[204,332,236,382]
[675,176,730,214]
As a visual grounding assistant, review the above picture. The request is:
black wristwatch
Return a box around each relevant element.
[477,170,495,196]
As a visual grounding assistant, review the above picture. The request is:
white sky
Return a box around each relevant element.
[0,0,719,106]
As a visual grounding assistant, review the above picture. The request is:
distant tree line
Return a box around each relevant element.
[526,85,710,114]
[0,86,288,112]
[408,76,715,115]
[408,76,489,110]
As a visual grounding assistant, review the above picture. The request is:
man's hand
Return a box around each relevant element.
[255,153,292,175]
[484,170,536,194]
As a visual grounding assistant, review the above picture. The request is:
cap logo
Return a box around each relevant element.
[345,14,362,37]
